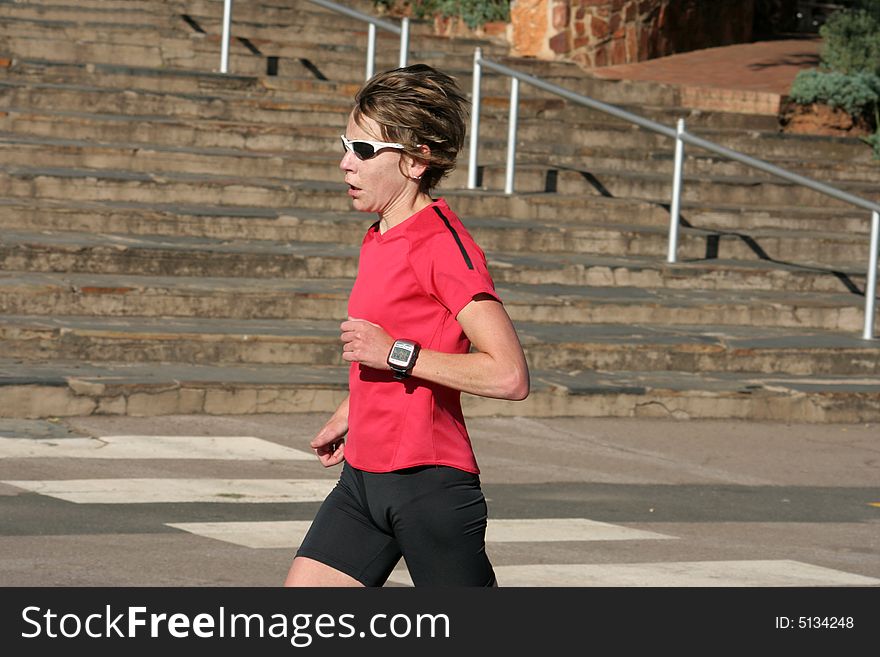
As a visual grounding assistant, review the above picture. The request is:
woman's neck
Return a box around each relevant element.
[378,192,434,233]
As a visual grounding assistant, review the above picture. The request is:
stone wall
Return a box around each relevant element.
[511,0,757,68]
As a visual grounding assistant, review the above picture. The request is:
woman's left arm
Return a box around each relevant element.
[341,296,530,400]
[417,296,530,400]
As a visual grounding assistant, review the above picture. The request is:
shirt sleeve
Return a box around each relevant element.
[411,230,501,318]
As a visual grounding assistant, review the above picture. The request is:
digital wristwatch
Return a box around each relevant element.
[386,339,421,380]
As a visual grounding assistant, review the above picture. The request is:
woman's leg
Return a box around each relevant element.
[390,466,496,587]
[284,463,402,587]
[284,556,363,587]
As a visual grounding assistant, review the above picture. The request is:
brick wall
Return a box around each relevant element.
[511,0,757,68]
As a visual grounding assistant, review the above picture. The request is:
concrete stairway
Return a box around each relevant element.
[1,0,878,422]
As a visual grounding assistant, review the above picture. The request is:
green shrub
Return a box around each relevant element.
[376,0,510,30]
[852,0,880,23]
[789,69,880,116]
[819,8,880,75]
[863,130,880,157]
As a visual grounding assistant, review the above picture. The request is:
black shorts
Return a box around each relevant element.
[295,462,496,587]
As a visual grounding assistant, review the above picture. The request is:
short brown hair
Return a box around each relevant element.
[353,64,468,193]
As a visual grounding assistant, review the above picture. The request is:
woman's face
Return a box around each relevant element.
[340,112,413,217]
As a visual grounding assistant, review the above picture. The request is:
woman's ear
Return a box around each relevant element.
[406,144,430,181]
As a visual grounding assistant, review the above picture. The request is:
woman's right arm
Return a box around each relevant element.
[310,395,349,467]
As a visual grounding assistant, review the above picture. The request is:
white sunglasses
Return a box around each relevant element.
[340,134,406,160]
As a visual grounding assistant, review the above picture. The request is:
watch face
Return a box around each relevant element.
[388,343,415,367]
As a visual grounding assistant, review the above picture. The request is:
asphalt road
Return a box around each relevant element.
[0,413,877,587]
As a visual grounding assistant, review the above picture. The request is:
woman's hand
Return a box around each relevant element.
[340,317,394,371]
[310,399,349,468]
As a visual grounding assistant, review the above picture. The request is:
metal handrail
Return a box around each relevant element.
[219,0,409,79]
[467,48,880,340]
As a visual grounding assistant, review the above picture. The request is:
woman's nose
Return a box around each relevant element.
[340,150,357,171]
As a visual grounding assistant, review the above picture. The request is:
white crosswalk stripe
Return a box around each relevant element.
[0,435,313,460]
[165,518,677,549]
[1,478,337,504]
[387,561,880,587]
[485,518,675,542]
[3,432,877,587]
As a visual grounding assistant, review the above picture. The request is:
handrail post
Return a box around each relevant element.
[504,76,519,195]
[365,22,376,80]
[467,48,482,190]
[399,17,409,67]
[863,210,879,340]
[220,0,233,74]
[667,118,685,263]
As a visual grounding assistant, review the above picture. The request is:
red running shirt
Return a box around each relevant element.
[344,199,500,473]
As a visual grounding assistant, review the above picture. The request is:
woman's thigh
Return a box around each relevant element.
[293,463,403,586]
[387,466,496,587]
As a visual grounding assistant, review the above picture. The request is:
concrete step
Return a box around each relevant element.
[171,0,435,38]
[171,20,506,64]
[0,5,407,39]
[2,123,874,193]
[14,0,790,133]
[0,195,871,263]
[0,167,871,266]
[0,270,352,321]
[0,270,873,332]
[517,322,880,375]
[20,0,360,15]
[165,0,795,121]
[0,134,342,180]
[0,111,337,155]
[1,358,878,422]
[460,163,880,209]
[2,315,877,376]
[0,182,871,235]
[0,315,345,367]
[531,147,880,184]
[475,83,777,130]
[0,49,785,132]
[0,4,863,141]
[2,64,871,168]
[0,189,871,272]
[0,227,869,295]
[4,0,879,426]
[0,228,360,279]
[0,16,504,80]
[0,57,321,96]
[2,38,254,78]
[0,0,437,44]
[3,133,873,214]
[9,0,164,10]
[0,74,587,127]
[471,121,877,174]
[176,0,450,40]
[0,56,784,135]
[0,4,176,27]
[0,62,840,179]
[0,79,353,125]
[516,122,874,165]
[7,0,167,9]
[0,165,355,210]
[0,22,431,79]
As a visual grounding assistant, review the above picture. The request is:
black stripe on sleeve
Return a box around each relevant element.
[432,206,474,270]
